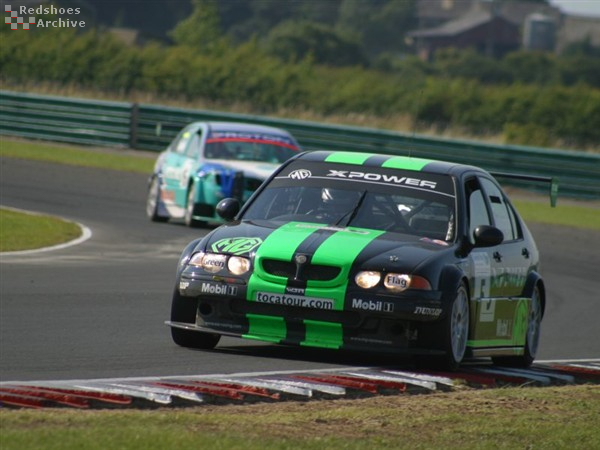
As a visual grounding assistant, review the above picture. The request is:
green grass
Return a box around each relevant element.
[1,385,599,449]
[0,138,156,174]
[513,200,600,231]
[0,208,82,252]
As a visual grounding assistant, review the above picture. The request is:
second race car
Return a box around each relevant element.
[146,121,301,227]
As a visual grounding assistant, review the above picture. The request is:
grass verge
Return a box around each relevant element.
[1,385,599,450]
[0,207,81,252]
[0,138,155,174]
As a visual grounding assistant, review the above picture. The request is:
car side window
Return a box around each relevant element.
[173,129,194,155]
[184,131,202,158]
[479,178,518,241]
[465,177,491,244]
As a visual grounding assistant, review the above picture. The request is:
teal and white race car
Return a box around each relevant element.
[167,150,556,370]
[146,121,301,227]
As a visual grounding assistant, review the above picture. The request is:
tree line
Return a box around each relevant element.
[1,0,599,149]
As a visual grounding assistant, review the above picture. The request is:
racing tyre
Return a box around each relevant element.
[146,177,168,222]
[492,284,542,368]
[170,289,221,349]
[417,282,469,371]
[184,184,206,228]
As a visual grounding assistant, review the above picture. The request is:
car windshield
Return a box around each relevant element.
[243,161,457,241]
[204,133,299,164]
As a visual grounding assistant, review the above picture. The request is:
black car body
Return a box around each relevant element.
[167,151,550,370]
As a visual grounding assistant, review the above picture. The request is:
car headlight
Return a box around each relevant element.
[384,273,431,292]
[227,256,251,275]
[189,252,227,273]
[355,271,381,289]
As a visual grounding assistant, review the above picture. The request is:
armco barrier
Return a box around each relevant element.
[2,90,599,199]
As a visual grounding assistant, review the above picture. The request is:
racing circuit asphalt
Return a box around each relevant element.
[1,156,599,382]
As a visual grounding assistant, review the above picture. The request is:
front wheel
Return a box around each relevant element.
[417,282,469,371]
[146,177,168,222]
[170,289,220,350]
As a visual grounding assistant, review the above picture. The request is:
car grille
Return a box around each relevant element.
[261,259,341,281]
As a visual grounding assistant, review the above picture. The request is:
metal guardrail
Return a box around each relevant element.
[2,90,599,199]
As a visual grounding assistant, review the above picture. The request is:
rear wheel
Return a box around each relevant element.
[493,285,542,368]
[170,289,220,349]
[146,177,168,222]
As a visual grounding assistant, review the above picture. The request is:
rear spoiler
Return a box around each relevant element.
[490,172,559,207]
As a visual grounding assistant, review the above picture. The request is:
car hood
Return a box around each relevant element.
[203,220,453,274]
[203,159,280,180]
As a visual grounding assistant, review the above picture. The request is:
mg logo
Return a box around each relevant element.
[288,169,311,180]
[211,237,262,255]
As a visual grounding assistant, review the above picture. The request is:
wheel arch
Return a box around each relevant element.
[523,272,546,317]
[439,265,469,303]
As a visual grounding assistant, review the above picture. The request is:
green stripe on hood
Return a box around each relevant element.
[325,152,374,165]
[247,221,319,299]
[382,156,432,171]
[306,227,385,309]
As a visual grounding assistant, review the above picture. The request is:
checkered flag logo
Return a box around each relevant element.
[5,5,36,30]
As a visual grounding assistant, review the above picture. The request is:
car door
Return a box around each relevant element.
[162,126,200,210]
[467,175,530,347]
[478,176,530,342]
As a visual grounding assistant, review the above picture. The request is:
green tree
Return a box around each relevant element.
[169,0,227,53]
[337,0,416,58]
[264,20,367,66]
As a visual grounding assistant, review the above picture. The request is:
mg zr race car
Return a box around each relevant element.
[166,150,556,370]
[146,121,300,226]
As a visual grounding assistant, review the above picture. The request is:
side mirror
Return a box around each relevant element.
[216,198,240,222]
[473,225,504,248]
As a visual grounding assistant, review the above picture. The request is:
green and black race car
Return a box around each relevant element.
[167,151,556,370]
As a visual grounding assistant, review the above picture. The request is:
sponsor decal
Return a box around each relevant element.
[201,282,238,296]
[211,237,262,255]
[496,318,512,337]
[285,286,306,295]
[414,306,442,316]
[288,169,312,180]
[256,292,334,310]
[351,298,395,313]
[179,281,190,290]
[207,132,298,149]
[385,274,410,290]
[202,254,227,270]
[349,336,394,345]
[326,170,437,190]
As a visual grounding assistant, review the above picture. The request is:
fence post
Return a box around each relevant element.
[129,102,139,149]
